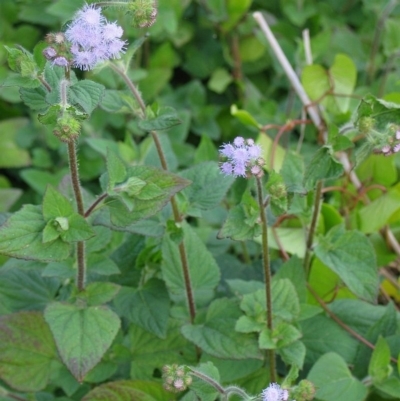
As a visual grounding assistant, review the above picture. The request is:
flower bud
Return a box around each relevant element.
[162,364,192,393]
[357,116,375,133]
[53,114,81,142]
[128,0,158,28]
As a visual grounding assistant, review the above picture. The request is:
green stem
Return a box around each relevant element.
[93,1,129,7]
[110,61,197,323]
[67,141,86,291]
[303,180,323,278]
[255,177,276,383]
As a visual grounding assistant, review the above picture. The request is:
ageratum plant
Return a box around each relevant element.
[0,1,399,401]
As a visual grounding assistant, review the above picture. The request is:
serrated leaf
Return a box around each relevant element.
[68,79,105,114]
[38,104,61,125]
[278,340,306,369]
[0,204,70,261]
[304,147,344,189]
[82,380,172,401]
[0,311,57,392]
[162,222,220,308]
[139,106,181,131]
[107,165,191,227]
[73,282,121,306]
[0,269,60,313]
[114,279,170,338]
[2,73,41,88]
[19,86,49,110]
[181,298,262,360]
[105,148,127,192]
[308,352,367,401]
[314,226,378,302]
[44,303,120,381]
[180,162,234,213]
[43,185,74,220]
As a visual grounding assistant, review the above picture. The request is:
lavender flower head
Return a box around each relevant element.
[261,383,289,401]
[219,136,264,178]
[65,4,127,70]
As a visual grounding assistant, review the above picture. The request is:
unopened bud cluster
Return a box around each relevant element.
[128,0,158,28]
[162,364,192,393]
[53,113,81,143]
[219,136,265,178]
[289,380,316,401]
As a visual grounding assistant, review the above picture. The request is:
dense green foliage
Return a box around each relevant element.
[0,0,400,400]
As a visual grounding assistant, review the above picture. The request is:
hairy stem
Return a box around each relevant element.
[256,177,276,382]
[110,62,197,323]
[67,141,86,291]
[303,180,323,277]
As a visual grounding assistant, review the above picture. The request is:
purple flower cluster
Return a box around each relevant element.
[261,383,289,401]
[65,4,127,70]
[219,136,264,178]
[381,130,400,156]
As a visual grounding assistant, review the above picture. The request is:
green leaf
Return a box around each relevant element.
[302,54,356,114]
[44,303,121,381]
[368,336,391,383]
[301,314,358,365]
[190,362,220,401]
[208,68,233,94]
[19,86,49,110]
[278,340,306,369]
[2,73,41,89]
[106,165,190,226]
[307,352,368,401]
[38,104,61,125]
[194,135,218,164]
[0,268,59,313]
[68,79,105,115]
[375,377,400,398]
[0,205,70,261]
[139,106,181,131]
[42,186,95,243]
[43,185,74,220]
[105,148,127,192]
[221,0,252,32]
[180,162,234,213]
[181,298,262,360]
[73,282,121,306]
[0,188,23,212]
[358,188,400,233]
[238,279,300,328]
[265,170,289,215]
[128,322,189,380]
[230,104,260,128]
[314,226,378,302]
[218,190,261,241]
[82,380,172,401]
[114,279,170,339]
[0,311,57,392]
[0,118,31,168]
[304,147,344,188]
[162,222,220,308]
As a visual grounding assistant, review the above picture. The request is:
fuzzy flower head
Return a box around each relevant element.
[65,3,127,70]
[162,364,192,394]
[262,383,289,401]
[219,136,264,178]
